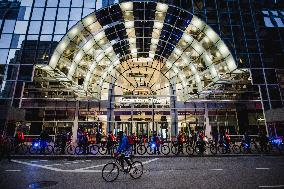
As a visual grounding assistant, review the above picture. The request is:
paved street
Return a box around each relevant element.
[0,156,284,189]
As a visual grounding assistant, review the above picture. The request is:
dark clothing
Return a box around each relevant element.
[0,136,11,162]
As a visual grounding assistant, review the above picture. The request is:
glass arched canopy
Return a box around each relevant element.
[39,1,238,101]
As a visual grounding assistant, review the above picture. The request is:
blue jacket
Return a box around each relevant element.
[117,135,131,153]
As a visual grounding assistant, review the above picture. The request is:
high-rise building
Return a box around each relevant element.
[0,0,283,140]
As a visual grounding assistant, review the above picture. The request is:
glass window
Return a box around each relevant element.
[14,21,28,34]
[54,21,67,34]
[47,0,58,7]
[40,35,52,41]
[0,49,9,64]
[34,0,46,7]
[59,0,71,7]
[268,85,281,101]
[57,8,69,20]
[2,20,16,33]
[68,21,77,29]
[27,35,39,40]
[21,0,34,6]
[84,0,96,8]
[53,35,64,41]
[0,34,12,48]
[7,49,17,65]
[41,21,55,34]
[31,8,44,20]
[71,0,83,7]
[44,8,57,20]
[28,21,42,34]
[11,35,25,48]
[96,0,103,10]
[83,8,94,17]
[18,7,31,21]
[69,8,82,20]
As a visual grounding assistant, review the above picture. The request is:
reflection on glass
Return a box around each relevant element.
[59,0,71,7]
[14,21,29,34]
[0,49,9,64]
[57,8,69,20]
[54,21,67,34]
[2,20,16,34]
[18,7,31,21]
[41,21,55,34]
[44,8,57,20]
[71,0,83,7]
[31,8,44,20]
[69,8,82,20]
[47,0,58,7]
[0,34,12,48]
[28,21,41,34]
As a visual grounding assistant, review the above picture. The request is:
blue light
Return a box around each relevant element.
[151,143,156,149]
[34,142,39,147]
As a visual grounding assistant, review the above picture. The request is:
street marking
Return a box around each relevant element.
[142,158,159,165]
[12,158,159,173]
[30,161,38,163]
[76,164,105,170]
[45,164,61,167]
[40,160,48,162]
[11,160,102,173]
[209,169,223,171]
[259,185,284,188]
[256,168,270,170]
[5,170,21,172]
[85,160,91,162]
[64,163,71,165]
[73,162,79,164]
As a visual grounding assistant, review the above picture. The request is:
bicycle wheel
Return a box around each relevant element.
[171,145,178,155]
[99,146,107,155]
[209,144,217,155]
[53,147,61,155]
[44,145,54,155]
[102,163,119,182]
[232,145,241,154]
[29,146,39,154]
[161,145,170,155]
[185,145,194,155]
[136,145,146,155]
[250,143,258,153]
[90,145,99,155]
[146,146,154,155]
[16,144,28,155]
[75,146,84,155]
[218,145,226,154]
[66,145,75,155]
[129,161,143,179]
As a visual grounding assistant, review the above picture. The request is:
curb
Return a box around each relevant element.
[10,154,284,160]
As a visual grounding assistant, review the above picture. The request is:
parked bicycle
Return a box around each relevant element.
[29,139,53,155]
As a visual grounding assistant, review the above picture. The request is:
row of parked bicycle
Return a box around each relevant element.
[10,138,284,156]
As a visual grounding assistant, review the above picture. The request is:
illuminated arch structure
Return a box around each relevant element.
[37,1,241,136]
[38,1,238,100]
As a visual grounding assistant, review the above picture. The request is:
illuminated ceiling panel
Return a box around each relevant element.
[40,1,238,101]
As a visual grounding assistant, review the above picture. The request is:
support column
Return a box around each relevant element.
[170,77,178,137]
[72,100,79,143]
[204,103,211,137]
[107,81,115,133]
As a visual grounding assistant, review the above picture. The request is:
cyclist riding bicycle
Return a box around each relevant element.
[114,131,132,172]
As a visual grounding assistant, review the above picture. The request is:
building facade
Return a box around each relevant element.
[0,0,284,140]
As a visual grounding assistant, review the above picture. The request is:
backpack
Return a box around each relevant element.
[127,136,134,145]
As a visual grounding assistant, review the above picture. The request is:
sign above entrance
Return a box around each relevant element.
[118,97,169,104]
